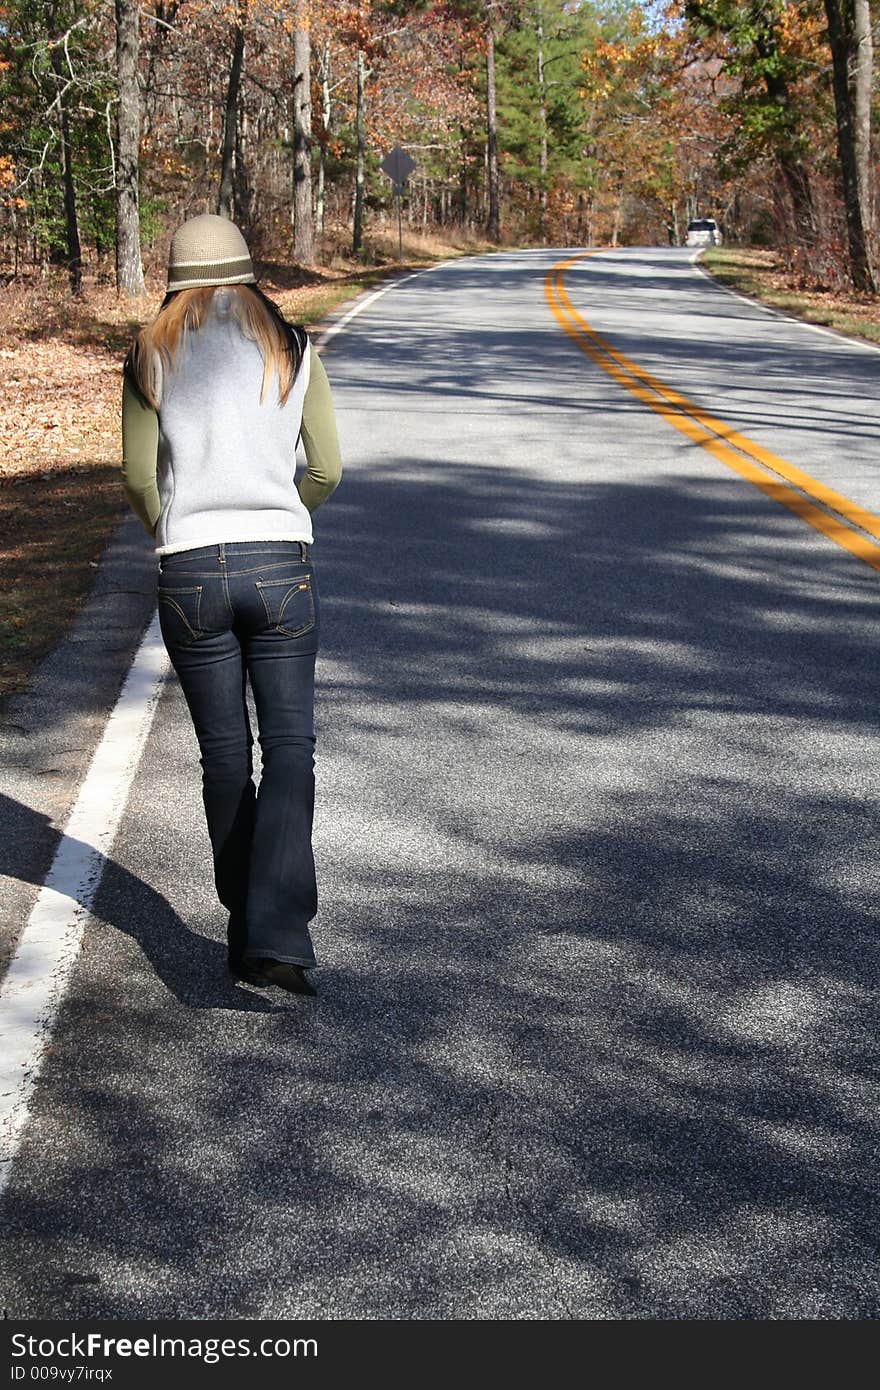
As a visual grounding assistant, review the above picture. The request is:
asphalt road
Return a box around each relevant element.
[1,248,878,1319]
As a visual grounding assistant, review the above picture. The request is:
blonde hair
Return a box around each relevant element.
[129,284,301,408]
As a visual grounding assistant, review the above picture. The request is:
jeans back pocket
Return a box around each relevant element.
[255,574,316,638]
[157,584,203,646]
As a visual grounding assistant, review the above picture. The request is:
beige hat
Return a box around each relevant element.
[167,213,256,292]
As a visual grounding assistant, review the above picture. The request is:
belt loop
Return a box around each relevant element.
[219,542,226,564]
[300,540,308,563]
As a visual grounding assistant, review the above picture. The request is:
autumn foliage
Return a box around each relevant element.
[0,1,874,287]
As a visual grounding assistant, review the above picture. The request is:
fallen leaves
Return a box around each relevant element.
[0,329,124,475]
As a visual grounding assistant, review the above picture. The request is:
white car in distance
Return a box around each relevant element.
[685,218,722,247]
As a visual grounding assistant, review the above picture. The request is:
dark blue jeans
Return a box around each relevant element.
[157,541,319,967]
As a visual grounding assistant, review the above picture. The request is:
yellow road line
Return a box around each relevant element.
[544,251,880,573]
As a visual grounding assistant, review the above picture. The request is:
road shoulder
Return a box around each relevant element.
[0,515,156,979]
[698,247,880,352]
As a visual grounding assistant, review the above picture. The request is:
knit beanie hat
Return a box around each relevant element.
[167,213,256,292]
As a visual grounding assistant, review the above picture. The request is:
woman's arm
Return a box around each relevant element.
[298,343,342,513]
[121,370,161,534]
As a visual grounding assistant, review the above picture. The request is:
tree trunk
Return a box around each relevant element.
[824,0,877,292]
[485,17,500,243]
[852,0,872,223]
[115,0,145,296]
[219,11,246,219]
[292,19,313,265]
[669,200,680,246]
[47,45,82,294]
[59,103,82,293]
[611,183,623,247]
[353,48,366,255]
[459,124,468,225]
[316,37,331,244]
[234,101,250,226]
[536,5,547,242]
[457,43,468,226]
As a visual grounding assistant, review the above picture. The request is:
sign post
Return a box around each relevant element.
[380,146,417,261]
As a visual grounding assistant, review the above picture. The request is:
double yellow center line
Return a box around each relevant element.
[544,251,880,572]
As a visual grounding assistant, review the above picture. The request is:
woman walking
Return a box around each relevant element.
[120,214,342,996]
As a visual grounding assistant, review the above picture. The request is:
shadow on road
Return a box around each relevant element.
[0,793,279,1015]
[2,444,877,1319]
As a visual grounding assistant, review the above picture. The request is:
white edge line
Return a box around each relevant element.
[690,251,880,355]
[316,273,423,346]
[313,259,459,350]
[0,612,168,1195]
[0,255,459,1198]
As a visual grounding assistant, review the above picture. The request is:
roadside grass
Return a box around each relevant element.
[0,226,493,703]
[701,246,880,346]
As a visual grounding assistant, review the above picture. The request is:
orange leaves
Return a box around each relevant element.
[777,0,825,58]
[0,155,24,209]
[581,35,653,102]
[160,152,189,176]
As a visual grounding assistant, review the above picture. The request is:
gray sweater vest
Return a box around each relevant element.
[154,293,313,554]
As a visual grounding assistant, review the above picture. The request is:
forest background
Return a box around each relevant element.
[0,0,878,696]
[2,0,877,292]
